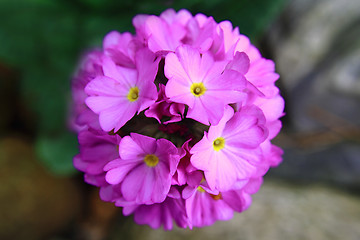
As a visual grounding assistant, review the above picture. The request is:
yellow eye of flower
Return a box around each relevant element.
[210,193,222,200]
[144,154,159,167]
[213,137,225,151]
[197,186,206,192]
[127,87,139,102]
[190,82,206,97]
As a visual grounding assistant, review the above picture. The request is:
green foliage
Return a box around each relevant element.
[172,0,287,40]
[0,0,287,175]
[35,132,78,176]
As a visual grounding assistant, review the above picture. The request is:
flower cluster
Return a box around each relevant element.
[71,9,284,230]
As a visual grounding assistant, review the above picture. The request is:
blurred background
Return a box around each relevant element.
[0,0,359,239]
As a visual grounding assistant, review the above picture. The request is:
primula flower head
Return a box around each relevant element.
[71,8,284,230]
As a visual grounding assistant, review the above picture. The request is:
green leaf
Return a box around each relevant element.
[35,132,78,176]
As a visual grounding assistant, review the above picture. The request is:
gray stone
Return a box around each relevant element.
[268,0,360,91]
[268,142,360,188]
[109,181,360,240]
[265,0,360,132]
[261,0,360,188]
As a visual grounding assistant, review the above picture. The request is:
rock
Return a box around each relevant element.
[108,181,360,240]
[267,0,360,91]
[268,141,360,189]
[0,137,81,240]
[264,0,360,132]
[260,0,360,188]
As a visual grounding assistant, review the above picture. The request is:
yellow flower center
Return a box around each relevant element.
[197,186,206,192]
[190,82,206,97]
[127,87,139,102]
[210,193,222,200]
[197,186,222,200]
[213,137,225,151]
[144,154,159,167]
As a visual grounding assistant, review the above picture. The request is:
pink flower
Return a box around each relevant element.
[184,177,262,227]
[103,31,136,68]
[184,184,240,227]
[71,8,284,230]
[144,84,185,124]
[160,8,192,27]
[85,48,159,132]
[104,133,181,204]
[183,13,217,53]
[133,11,188,54]
[185,188,233,227]
[73,128,121,187]
[172,140,203,186]
[165,45,247,125]
[70,50,104,132]
[190,106,268,191]
[122,189,189,230]
[245,58,280,98]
